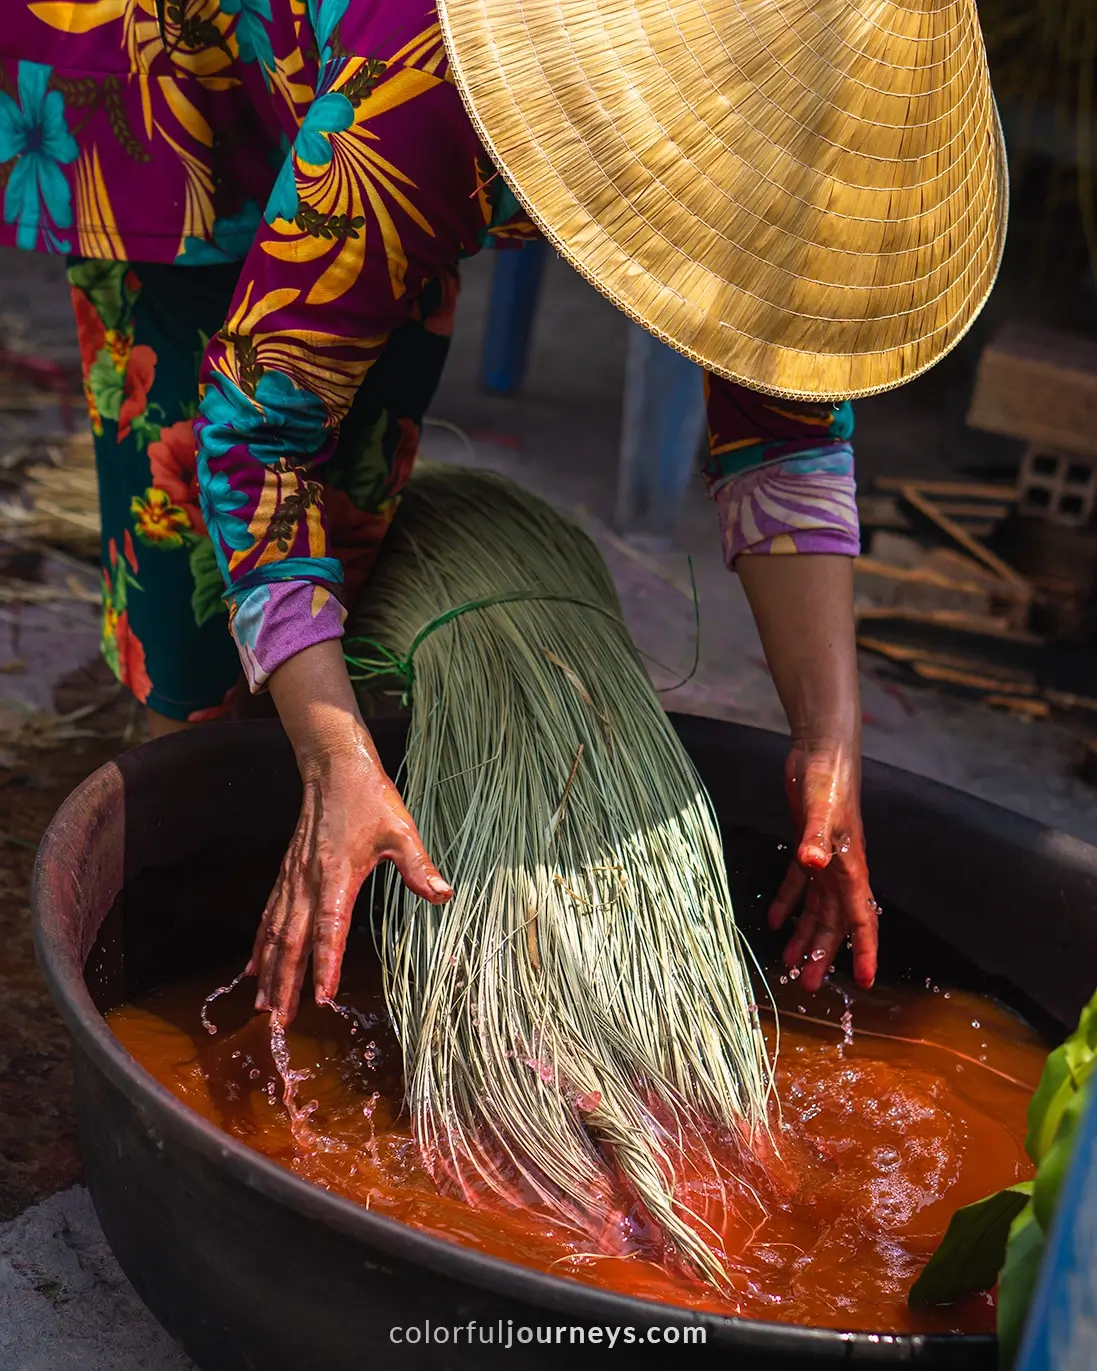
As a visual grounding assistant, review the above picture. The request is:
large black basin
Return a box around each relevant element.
[31,717,1097,1370]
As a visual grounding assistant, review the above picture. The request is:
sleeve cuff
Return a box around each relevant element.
[715,464,861,566]
[229,580,348,692]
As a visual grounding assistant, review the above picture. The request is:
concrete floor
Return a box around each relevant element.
[2,243,1097,1367]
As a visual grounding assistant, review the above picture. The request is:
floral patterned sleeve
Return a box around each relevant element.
[702,375,860,565]
[193,18,490,691]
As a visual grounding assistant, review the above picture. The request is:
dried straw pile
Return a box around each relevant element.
[0,431,99,560]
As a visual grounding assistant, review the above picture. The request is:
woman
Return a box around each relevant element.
[2,0,1005,1020]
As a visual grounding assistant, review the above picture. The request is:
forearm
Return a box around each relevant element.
[268,639,374,776]
[737,554,860,747]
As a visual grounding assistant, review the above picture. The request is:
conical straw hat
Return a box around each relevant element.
[438,0,1008,400]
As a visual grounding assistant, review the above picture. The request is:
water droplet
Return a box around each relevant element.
[840,1009,854,1046]
[249,1068,260,1080]
[810,948,827,962]
[797,1005,806,1014]
[789,966,801,981]
[779,975,788,985]
[943,991,951,1000]
[200,971,248,1036]
[971,1020,981,1029]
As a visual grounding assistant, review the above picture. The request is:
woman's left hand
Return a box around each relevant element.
[768,739,878,994]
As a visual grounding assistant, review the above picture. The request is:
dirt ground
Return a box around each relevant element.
[0,668,132,1220]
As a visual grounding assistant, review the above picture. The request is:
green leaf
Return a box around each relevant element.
[109,558,138,615]
[67,259,137,331]
[128,411,161,452]
[1026,1044,1074,1165]
[188,538,227,627]
[88,350,124,423]
[909,1184,1033,1307]
[997,1204,1045,1371]
[1064,993,1097,1079]
[1032,1085,1088,1231]
[1026,988,1097,1164]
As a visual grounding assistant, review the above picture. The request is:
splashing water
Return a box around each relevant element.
[319,997,375,1033]
[839,988,856,1047]
[268,1016,320,1147]
[200,971,249,1036]
[361,1091,382,1166]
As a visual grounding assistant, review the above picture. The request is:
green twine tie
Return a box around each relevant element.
[344,589,625,704]
[344,558,699,705]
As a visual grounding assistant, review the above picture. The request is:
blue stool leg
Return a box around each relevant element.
[479,240,550,396]
[615,324,707,541]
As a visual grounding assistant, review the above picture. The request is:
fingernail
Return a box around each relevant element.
[428,876,453,899]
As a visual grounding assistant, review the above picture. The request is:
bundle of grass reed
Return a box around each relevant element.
[347,466,773,1284]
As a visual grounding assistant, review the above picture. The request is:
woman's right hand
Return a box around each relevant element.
[252,641,452,1023]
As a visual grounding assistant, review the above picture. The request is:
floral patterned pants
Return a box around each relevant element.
[68,257,455,721]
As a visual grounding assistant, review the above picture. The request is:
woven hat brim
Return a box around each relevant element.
[439,0,1009,401]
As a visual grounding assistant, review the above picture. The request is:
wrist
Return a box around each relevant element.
[789,719,860,753]
[295,725,379,784]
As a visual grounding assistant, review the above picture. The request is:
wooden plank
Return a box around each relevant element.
[967,322,1097,457]
[858,495,912,530]
[854,557,992,617]
[853,606,1037,639]
[856,636,1036,684]
[1046,690,1097,715]
[873,477,1018,500]
[911,661,1039,695]
[944,522,996,539]
[924,547,1015,592]
[899,484,1032,597]
[984,695,1051,720]
[935,502,1012,520]
[855,555,990,588]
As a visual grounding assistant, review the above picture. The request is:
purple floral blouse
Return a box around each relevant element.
[1,0,859,690]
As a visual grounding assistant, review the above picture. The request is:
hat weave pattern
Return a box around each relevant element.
[439,0,1008,399]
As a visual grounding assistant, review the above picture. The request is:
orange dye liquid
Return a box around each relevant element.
[107,953,1046,1335]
